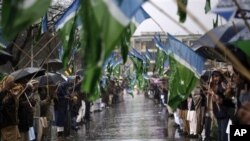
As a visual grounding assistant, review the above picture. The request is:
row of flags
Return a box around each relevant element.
[1,0,207,108]
[41,0,151,34]
[127,33,205,109]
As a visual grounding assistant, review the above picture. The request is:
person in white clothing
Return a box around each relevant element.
[187,94,198,138]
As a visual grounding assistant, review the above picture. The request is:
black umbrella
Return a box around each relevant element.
[41,59,63,72]
[192,21,246,61]
[10,67,46,83]
[0,49,12,65]
[36,72,67,87]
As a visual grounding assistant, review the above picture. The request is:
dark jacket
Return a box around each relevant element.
[213,82,229,119]
[18,92,35,132]
[55,81,72,127]
[0,91,18,129]
[178,99,188,110]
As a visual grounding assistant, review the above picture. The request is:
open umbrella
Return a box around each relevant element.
[192,21,246,61]
[40,59,63,72]
[36,72,67,87]
[10,67,46,83]
[0,49,12,65]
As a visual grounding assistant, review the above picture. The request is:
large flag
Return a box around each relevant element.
[80,0,147,93]
[167,34,205,109]
[212,0,250,21]
[1,0,51,39]
[54,0,80,66]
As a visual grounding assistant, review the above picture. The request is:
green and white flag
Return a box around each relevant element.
[54,0,81,66]
[1,0,51,39]
[80,0,147,93]
[167,34,205,109]
[90,0,147,59]
[153,36,168,76]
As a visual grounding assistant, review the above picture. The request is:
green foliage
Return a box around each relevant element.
[1,0,51,39]
[177,0,188,23]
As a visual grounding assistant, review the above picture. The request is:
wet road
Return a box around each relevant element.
[52,94,199,141]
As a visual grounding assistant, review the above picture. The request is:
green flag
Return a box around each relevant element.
[130,57,145,89]
[153,36,168,76]
[1,0,51,39]
[79,0,147,93]
[54,0,81,67]
[168,57,198,109]
[204,0,211,14]
[177,0,188,23]
[154,48,167,76]
[167,34,205,109]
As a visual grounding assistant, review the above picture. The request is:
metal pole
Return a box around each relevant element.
[31,28,33,67]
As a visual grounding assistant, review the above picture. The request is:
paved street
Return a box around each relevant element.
[51,94,199,141]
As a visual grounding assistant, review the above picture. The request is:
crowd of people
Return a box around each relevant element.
[0,74,127,141]
[147,66,250,141]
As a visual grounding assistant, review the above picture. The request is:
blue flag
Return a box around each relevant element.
[133,6,150,26]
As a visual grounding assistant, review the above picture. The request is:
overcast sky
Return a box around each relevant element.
[52,0,224,36]
[134,0,225,36]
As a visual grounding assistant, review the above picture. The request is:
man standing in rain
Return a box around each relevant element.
[54,75,81,138]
